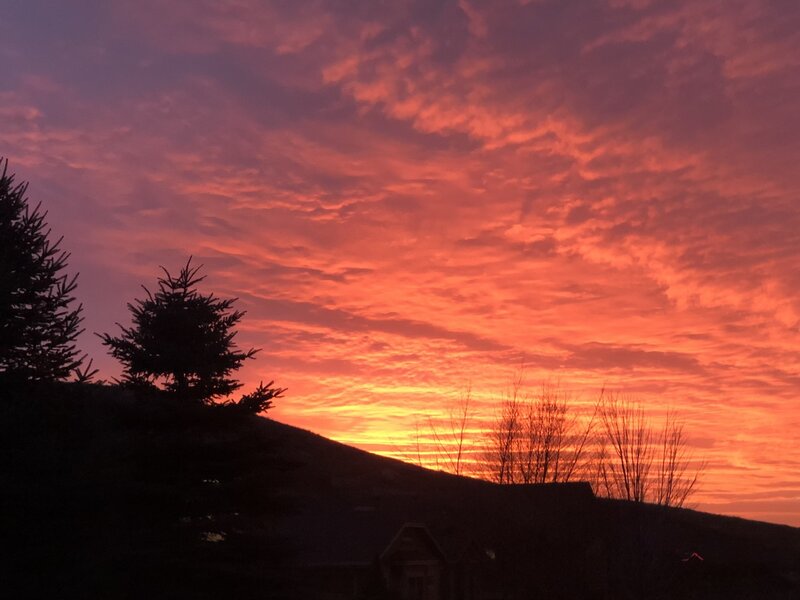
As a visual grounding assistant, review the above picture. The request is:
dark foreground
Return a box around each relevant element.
[3,383,799,599]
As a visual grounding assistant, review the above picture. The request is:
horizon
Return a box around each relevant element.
[2,1,799,527]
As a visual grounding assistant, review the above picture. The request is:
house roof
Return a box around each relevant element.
[279,481,596,567]
[380,523,448,563]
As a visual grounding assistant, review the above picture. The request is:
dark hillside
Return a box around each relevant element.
[594,498,800,599]
[2,383,799,599]
[3,383,294,599]
[256,416,800,599]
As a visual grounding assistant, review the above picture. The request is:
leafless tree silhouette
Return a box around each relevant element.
[483,377,598,485]
[406,376,702,508]
[427,385,474,476]
[405,385,478,475]
[655,411,703,507]
[596,393,702,507]
[598,392,654,502]
[484,376,523,483]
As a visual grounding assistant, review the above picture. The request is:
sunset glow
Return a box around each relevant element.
[2,1,799,525]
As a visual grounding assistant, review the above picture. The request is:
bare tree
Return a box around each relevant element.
[598,393,654,502]
[427,385,474,476]
[655,411,703,508]
[484,375,524,483]
[516,383,570,483]
[560,388,601,484]
[411,419,424,469]
[403,385,478,475]
[597,393,702,507]
[405,377,702,509]
[484,377,598,485]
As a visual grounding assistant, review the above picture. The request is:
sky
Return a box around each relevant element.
[2,0,799,526]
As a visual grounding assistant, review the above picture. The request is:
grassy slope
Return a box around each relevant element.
[2,383,799,599]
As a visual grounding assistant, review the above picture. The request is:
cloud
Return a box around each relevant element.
[563,342,705,374]
[241,296,512,354]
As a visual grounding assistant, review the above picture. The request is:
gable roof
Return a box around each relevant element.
[380,523,448,563]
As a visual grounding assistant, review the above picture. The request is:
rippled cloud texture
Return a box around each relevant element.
[2,0,799,524]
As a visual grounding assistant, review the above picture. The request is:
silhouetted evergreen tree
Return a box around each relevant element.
[232,380,286,414]
[100,259,261,403]
[0,158,85,382]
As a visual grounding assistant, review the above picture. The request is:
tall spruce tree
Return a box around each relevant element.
[0,158,85,382]
[100,259,259,403]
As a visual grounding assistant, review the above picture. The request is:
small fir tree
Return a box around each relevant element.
[0,158,86,382]
[100,259,260,403]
